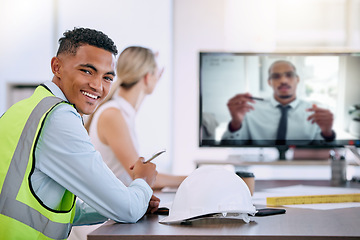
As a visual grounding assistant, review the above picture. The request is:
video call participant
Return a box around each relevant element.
[222,60,336,145]
[0,28,158,240]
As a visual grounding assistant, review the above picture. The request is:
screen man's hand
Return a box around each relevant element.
[227,92,256,131]
[307,104,334,137]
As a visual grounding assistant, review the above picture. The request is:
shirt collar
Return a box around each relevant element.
[43,81,69,102]
[43,81,84,121]
[270,95,299,109]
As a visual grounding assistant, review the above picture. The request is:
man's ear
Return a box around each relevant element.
[51,57,61,78]
[268,79,272,87]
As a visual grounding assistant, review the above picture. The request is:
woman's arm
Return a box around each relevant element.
[97,107,186,189]
[152,173,186,190]
[97,107,138,178]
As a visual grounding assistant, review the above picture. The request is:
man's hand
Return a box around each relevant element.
[147,195,160,214]
[307,104,334,137]
[227,93,255,131]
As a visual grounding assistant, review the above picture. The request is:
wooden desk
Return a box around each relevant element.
[88,180,360,240]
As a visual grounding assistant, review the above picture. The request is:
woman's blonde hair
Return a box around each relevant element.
[85,46,157,131]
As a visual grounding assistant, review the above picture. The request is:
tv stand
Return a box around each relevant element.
[214,147,334,165]
[277,146,289,160]
[225,148,280,162]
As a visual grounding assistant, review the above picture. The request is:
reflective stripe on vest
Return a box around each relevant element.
[0,96,71,239]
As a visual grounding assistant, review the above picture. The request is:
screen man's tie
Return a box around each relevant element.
[276,105,291,145]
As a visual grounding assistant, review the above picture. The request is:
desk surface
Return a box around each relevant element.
[88,180,360,240]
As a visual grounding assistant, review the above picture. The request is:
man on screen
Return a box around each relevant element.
[222,60,336,145]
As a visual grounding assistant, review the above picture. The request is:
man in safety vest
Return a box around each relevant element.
[0,27,158,240]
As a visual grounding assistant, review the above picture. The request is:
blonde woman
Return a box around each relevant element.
[86,46,186,188]
[69,47,186,240]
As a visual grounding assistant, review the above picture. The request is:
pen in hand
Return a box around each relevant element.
[247,96,264,101]
[143,149,166,164]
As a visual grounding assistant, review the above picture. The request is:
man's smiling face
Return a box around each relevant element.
[52,44,116,115]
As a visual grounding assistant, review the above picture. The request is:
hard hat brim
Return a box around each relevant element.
[159,210,256,224]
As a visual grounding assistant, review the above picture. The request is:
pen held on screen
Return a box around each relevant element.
[248,96,264,101]
[143,149,166,163]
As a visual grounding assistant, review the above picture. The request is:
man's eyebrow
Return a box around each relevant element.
[80,64,115,76]
[80,64,98,72]
[106,71,116,77]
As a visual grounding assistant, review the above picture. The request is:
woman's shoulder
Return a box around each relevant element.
[100,99,120,110]
[94,100,120,117]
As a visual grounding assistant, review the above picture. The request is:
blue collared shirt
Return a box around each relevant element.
[30,81,152,225]
[222,96,331,145]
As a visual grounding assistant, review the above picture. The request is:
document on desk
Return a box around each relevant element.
[161,187,178,193]
[252,185,360,210]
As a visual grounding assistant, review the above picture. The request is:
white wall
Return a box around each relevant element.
[0,0,55,113]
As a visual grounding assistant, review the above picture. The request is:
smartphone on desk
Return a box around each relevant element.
[253,208,286,217]
[153,207,169,215]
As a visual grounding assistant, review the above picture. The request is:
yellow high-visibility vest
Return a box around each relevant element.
[0,84,76,239]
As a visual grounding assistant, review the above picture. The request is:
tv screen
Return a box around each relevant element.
[199,52,360,155]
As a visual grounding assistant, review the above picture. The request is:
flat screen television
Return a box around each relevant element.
[199,52,360,160]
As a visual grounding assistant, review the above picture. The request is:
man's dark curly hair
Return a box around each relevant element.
[56,27,118,56]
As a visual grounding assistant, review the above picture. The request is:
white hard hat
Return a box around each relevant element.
[160,166,256,224]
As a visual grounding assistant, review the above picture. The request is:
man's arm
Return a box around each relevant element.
[34,104,153,223]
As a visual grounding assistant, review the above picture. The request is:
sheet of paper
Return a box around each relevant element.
[252,184,360,210]
[161,187,178,193]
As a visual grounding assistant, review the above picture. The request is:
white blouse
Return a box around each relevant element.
[88,94,139,186]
